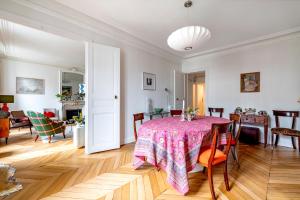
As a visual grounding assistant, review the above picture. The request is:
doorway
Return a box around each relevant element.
[187,72,205,116]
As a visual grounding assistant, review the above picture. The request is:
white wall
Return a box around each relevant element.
[0,58,61,114]
[121,46,180,144]
[183,34,300,147]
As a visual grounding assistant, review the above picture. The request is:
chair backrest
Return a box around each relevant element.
[170,109,182,117]
[133,113,144,141]
[208,107,224,118]
[229,113,242,141]
[11,110,26,118]
[27,111,51,127]
[209,122,232,166]
[273,110,299,129]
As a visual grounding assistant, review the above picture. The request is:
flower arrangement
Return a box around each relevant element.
[185,107,198,121]
[73,112,84,126]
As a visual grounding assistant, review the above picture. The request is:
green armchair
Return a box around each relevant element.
[27,111,66,143]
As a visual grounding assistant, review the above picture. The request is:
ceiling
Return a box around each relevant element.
[55,0,300,58]
[0,19,84,69]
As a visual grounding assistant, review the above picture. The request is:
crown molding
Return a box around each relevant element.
[0,0,182,64]
[185,27,300,59]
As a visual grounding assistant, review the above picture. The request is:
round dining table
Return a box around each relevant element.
[133,116,230,195]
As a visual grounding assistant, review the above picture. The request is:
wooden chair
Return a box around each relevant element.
[10,110,33,135]
[208,107,224,118]
[133,113,144,141]
[199,122,232,200]
[271,110,300,152]
[170,109,182,117]
[0,118,10,144]
[228,114,242,166]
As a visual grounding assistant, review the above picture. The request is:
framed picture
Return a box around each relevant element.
[240,72,260,93]
[16,77,45,95]
[143,72,156,90]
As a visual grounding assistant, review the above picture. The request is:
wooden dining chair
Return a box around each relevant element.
[199,122,232,200]
[220,114,242,166]
[208,107,224,118]
[133,113,144,141]
[170,109,182,117]
[271,110,300,152]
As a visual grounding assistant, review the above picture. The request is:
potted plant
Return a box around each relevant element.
[72,113,85,148]
[186,107,198,121]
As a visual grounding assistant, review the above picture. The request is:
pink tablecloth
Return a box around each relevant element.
[133,116,230,195]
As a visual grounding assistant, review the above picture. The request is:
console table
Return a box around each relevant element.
[230,113,269,147]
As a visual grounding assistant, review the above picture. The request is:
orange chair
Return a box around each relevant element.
[0,118,10,144]
[199,122,232,200]
[170,109,182,117]
[133,113,144,141]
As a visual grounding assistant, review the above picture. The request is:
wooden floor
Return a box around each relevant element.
[1,128,300,200]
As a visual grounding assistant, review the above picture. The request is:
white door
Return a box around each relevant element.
[85,42,120,154]
[174,70,185,109]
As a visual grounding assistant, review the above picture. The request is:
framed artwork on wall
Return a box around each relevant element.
[16,77,45,95]
[240,72,260,93]
[143,72,156,90]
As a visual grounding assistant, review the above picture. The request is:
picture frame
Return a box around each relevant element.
[143,72,156,90]
[240,72,260,93]
[16,77,45,95]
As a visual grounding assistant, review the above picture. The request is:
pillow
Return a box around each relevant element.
[44,111,55,118]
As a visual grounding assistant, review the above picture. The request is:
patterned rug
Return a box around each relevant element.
[0,164,22,197]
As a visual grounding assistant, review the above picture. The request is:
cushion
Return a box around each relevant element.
[199,149,227,167]
[44,112,55,118]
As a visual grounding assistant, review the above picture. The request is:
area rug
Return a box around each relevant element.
[0,164,22,197]
[40,130,73,143]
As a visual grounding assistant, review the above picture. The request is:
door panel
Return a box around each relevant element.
[85,42,120,154]
[174,70,185,109]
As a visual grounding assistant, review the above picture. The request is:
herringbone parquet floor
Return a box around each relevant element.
[1,128,299,200]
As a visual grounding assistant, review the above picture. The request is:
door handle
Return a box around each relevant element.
[114,95,118,99]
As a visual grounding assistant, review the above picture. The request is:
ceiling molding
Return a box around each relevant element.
[0,0,182,64]
[184,27,300,59]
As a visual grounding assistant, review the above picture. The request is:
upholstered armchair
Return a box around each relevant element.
[27,111,66,143]
[10,110,32,134]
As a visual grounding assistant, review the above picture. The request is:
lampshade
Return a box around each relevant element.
[167,26,211,51]
[0,95,14,103]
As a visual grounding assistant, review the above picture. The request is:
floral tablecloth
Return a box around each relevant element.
[133,116,230,195]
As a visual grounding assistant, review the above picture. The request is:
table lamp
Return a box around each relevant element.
[0,95,14,112]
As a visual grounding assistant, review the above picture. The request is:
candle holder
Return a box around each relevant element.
[180,109,186,121]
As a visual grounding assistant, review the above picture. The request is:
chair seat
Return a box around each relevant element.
[271,128,300,137]
[199,149,227,167]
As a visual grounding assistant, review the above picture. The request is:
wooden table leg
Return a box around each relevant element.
[264,125,268,148]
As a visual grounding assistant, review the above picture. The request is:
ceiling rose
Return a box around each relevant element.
[167,0,211,51]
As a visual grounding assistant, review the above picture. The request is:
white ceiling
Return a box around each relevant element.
[55,0,300,58]
[0,19,84,69]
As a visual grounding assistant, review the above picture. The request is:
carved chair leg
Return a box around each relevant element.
[34,135,39,142]
[5,137,8,144]
[271,133,274,149]
[48,136,51,143]
[291,136,296,149]
[63,130,66,138]
[29,126,32,135]
[202,167,206,174]
[298,137,300,153]
[208,166,216,200]
[224,161,230,191]
[275,135,279,147]
[231,146,240,167]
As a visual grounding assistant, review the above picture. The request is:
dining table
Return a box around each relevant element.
[133,116,231,195]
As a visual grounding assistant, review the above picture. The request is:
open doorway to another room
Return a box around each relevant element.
[187,72,206,116]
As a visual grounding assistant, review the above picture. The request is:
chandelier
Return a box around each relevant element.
[167,0,211,51]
